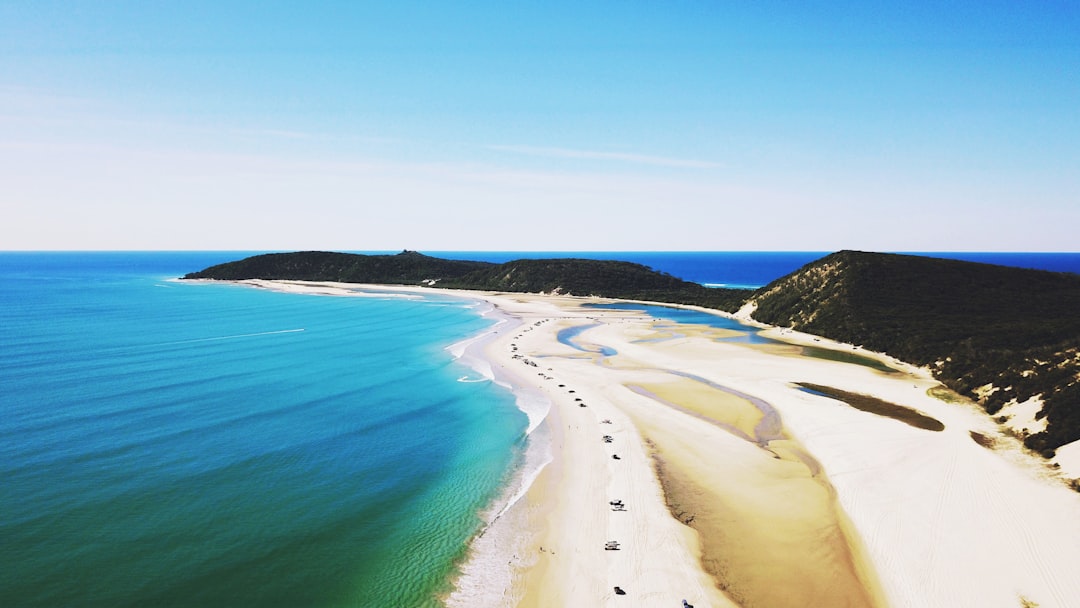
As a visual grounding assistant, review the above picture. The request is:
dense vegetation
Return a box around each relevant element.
[187,249,1080,456]
[447,258,748,310]
[751,251,1080,454]
[184,251,750,311]
[183,251,493,283]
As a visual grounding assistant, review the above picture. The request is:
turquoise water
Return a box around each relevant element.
[556,324,617,356]
[584,302,778,345]
[0,254,527,607]
[585,302,899,372]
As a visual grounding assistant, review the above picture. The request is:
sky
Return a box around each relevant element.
[1,1,1078,251]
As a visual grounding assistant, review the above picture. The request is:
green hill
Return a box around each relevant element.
[182,250,493,284]
[447,258,745,308]
[184,251,750,310]
[748,250,1080,454]
[447,258,689,293]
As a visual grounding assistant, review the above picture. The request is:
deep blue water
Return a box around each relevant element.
[0,253,526,607]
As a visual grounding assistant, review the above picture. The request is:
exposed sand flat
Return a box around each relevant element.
[480,310,737,608]
[563,321,884,607]
[207,280,1080,607]
[620,385,881,607]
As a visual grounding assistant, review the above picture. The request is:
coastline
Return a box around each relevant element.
[194,279,1080,607]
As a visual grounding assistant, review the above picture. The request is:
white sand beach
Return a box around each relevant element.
[227,280,1080,607]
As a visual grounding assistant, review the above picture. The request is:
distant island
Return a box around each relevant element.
[186,249,1080,459]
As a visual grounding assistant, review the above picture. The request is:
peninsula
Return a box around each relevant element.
[185,250,1080,606]
[187,249,1080,459]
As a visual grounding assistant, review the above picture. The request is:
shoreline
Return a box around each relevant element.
[188,279,1080,607]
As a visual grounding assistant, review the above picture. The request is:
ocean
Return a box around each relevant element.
[0,252,526,607]
[2,250,1078,607]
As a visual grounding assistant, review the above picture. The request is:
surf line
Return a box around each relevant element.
[164,329,306,345]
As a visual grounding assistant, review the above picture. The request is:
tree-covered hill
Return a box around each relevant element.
[748,250,1080,454]
[446,258,746,308]
[447,258,689,293]
[183,250,493,284]
[184,251,750,310]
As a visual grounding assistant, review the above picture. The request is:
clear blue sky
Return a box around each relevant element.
[2,1,1077,251]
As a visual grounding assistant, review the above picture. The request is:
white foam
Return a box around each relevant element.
[490,425,552,521]
[445,307,505,360]
[454,340,550,435]
[449,302,554,433]
[508,386,551,436]
[445,422,553,608]
[445,302,556,606]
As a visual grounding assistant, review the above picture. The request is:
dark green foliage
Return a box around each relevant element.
[184,251,753,312]
[752,251,1080,452]
[443,258,749,310]
[1026,382,1080,454]
[445,258,688,293]
[183,250,493,284]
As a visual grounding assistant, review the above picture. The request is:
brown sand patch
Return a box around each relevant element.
[673,324,748,341]
[969,430,997,449]
[629,379,763,439]
[797,382,945,432]
[623,389,884,608]
[625,323,748,345]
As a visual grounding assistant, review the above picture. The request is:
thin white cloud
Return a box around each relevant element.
[487,144,725,169]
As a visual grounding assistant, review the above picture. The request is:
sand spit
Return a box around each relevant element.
[198,280,1080,607]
